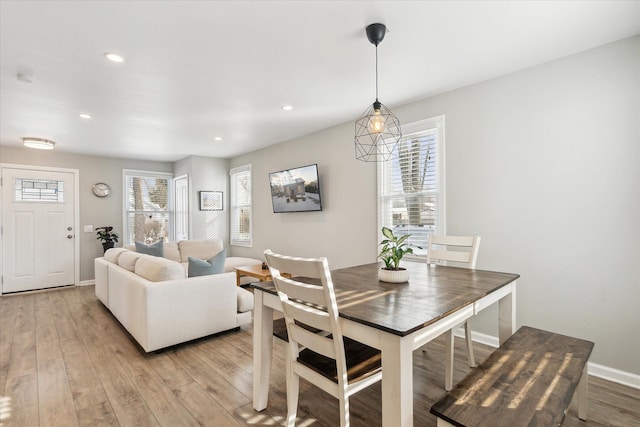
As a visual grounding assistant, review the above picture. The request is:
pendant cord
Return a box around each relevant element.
[375,44,379,102]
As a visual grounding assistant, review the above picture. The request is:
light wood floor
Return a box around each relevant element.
[1,285,638,426]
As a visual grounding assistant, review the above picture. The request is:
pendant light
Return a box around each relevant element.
[354,23,401,162]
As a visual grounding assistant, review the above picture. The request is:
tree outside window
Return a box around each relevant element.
[124,170,173,244]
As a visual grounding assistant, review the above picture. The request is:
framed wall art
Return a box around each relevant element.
[199,191,223,211]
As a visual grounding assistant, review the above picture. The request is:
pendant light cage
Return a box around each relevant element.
[354,23,401,162]
[354,102,401,161]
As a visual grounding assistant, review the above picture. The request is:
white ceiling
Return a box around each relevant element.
[1,1,638,162]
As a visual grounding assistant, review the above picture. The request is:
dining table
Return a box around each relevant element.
[252,261,520,427]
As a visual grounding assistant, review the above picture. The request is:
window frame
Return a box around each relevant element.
[377,115,446,260]
[229,164,252,247]
[122,169,174,245]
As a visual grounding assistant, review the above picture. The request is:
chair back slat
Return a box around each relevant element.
[429,235,476,247]
[289,324,336,359]
[264,252,328,279]
[427,235,481,268]
[282,299,332,333]
[274,277,327,307]
[428,249,474,264]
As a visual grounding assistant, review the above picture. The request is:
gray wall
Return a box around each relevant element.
[231,36,639,375]
[175,155,230,242]
[230,123,378,269]
[0,146,174,281]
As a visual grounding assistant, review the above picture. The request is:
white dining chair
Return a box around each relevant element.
[426,235,481,391]
[264,249,382,427]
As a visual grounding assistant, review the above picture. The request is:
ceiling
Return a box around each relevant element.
[1,1,638,162]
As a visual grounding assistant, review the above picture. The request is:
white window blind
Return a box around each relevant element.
[230,164,252,247]
[378,116,445,259]
[123,170,173,245]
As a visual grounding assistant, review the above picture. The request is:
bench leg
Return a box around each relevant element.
[436,418,456,427]
[445,329,454,391]
[577,364,588,421]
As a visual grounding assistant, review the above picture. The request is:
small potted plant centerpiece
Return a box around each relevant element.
[378,226,419,283]
[96,226,119,253]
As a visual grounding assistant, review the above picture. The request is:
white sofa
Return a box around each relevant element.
[94,239,260,352]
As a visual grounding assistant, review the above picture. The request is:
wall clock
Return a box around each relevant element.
[92,182,111,197]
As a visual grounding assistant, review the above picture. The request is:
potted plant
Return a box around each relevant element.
[96,226,119,253]
[378,226,419,283]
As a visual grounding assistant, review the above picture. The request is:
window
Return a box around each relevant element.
[378,116,445,258]
[14,178,64,202]
[123,170,173,245]
[230,164,252,247]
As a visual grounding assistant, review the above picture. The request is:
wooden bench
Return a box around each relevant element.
[430,326,594,427]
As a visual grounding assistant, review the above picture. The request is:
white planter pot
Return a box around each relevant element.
[378,268,409,283]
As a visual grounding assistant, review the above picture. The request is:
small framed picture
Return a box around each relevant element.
[199,191,223,211]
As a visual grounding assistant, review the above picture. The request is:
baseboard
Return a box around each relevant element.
[454,328,640,390]
[588,362,640,389]
[78,279,95,286]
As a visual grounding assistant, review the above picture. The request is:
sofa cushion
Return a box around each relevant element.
[163,242,181,262]
[179,239,223,262]
[237,287,254,313]
[188,249,226,277]
[135,240,164,257]
[135,255,186,282]
[118,251,145,271]
[104,247,127,263]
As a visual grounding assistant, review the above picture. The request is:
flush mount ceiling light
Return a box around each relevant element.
[79,113,92,119]
[104,52,124,63]
[23,137,55,150]
[354,23,401,162]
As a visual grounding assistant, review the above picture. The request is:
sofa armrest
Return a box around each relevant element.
[94,257,110,306]
[237,287,254,313]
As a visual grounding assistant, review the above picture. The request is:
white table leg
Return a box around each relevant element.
[253,290,274,411]
[444,329,454,391]
[498,282,516,345]
[381,333,414,427]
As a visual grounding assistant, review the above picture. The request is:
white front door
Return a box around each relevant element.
[1,166,76,293]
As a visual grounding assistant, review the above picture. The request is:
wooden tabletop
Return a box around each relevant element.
[234,264,271,277]
[251,261,519,337]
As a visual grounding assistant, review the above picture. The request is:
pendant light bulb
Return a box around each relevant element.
[367,102,386,134]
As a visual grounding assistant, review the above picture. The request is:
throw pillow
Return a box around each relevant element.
[135,240,164,257]
[188,249,226,277]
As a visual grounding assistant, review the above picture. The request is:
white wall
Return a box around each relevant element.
[231,35,640,376]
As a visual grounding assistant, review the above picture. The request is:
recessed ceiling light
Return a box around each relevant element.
[214,136,223,141]
[79,113,92,119]
[23,137,55,150]
[282,105,293,111]
[104,52,124,63]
